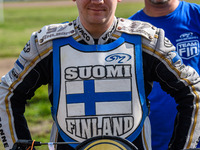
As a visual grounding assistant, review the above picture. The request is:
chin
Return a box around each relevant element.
[89,18,106,24]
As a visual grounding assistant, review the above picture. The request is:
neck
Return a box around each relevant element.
[143,0,179,17]
[84,23,110,39]
[80,17,115,39]
[74,17,117,45]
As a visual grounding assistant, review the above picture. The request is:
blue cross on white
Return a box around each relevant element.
[66,79,132,117]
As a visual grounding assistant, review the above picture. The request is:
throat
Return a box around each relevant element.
[94,39,98,45]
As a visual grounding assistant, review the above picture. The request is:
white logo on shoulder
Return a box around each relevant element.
[180,32,193,39]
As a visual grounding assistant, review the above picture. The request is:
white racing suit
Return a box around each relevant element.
[0,17,200,150]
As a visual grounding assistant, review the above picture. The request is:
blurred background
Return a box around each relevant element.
[0,0,199,149]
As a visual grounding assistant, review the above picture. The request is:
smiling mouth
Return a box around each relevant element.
[88,6,106,12]
[89,8,105,12]
[92,9,103,11]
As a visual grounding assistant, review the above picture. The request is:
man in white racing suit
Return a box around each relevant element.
[0,0,200,150]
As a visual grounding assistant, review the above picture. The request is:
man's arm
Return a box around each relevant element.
[0,32,53,150]
[146,29,200,149]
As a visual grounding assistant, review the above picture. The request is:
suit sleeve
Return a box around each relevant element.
[0,32,53,150]
[143,28,200,149]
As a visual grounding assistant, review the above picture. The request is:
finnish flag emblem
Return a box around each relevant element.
[65,79,132,117]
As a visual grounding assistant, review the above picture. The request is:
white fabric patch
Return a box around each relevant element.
[96,101,132,115]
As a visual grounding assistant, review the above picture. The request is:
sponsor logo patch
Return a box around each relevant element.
[176,32,199,59]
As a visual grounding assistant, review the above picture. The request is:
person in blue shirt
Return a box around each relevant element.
[129,0,200,149]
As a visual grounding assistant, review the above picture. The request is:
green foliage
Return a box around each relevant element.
[25,85,50,120]
[24,85,52,150]
[117,2,144,18]
[185,0,200,3]
[0,5,78,57]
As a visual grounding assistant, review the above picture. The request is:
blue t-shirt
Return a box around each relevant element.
[129,1,200,149]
